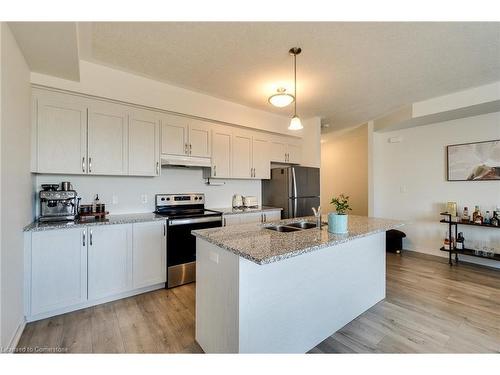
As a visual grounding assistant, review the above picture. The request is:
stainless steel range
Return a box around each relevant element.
[155,193,222,288]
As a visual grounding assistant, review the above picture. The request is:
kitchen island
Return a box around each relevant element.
[192,215,404,353]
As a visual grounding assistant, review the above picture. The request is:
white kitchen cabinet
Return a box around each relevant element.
[223,214,242,226]
[209,125,232,178]
[262,210,282,222]
[189,120,211,158]
[287,143,302,164]
[238,212,264,224]
[269,138,287,163]
[34,91,88,174]
[30,228,87,316]
[232,130,253,178]
[87,224,133,300]
[129,110,160,176]
[87,101,128,175]
[252,135,271,179]
[132,221,166,289]
[269,135,302,164]
[161,114,189,156]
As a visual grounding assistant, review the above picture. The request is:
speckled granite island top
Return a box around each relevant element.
[192,215,405,265]
[24,213,166,232]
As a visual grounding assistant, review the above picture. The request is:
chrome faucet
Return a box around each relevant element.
[312,206,322,229]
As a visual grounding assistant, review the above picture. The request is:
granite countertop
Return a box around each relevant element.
[24,213,166,232]
[192,215,405,265]
[209,206,282,215]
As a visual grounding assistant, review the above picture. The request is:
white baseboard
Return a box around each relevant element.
[4,317,26,353]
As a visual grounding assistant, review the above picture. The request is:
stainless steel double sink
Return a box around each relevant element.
[265,221,325,232]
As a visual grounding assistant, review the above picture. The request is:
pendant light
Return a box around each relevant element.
[288,47,303,130]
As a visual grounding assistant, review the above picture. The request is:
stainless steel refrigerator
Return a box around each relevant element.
[262,166,320,219]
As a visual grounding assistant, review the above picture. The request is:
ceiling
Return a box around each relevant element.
[12,22,500,130]
[9,22,80,81]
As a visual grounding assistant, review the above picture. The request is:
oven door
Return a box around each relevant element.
[166,215,222,288]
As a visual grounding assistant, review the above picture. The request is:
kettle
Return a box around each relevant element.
[232,194,243,208]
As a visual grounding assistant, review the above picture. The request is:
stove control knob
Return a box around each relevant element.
[161,197,165,201]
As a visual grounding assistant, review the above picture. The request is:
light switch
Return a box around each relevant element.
[141,194,148,204]
[400,185,407,193]
[112,195,118,204]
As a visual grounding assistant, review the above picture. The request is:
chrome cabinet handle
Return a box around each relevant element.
[82,157,86,173]
[156,161,159,175]
[163,223,166,237]
[82,230,86,246]
[89,230,93,246]
[189,143,192,155]
[184,143,188,154]
[213,165,217,177]
[89,157,92,173]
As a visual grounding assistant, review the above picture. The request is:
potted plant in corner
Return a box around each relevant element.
[328,194,352,234]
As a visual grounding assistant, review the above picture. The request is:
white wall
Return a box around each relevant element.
[372,111,500,268]
[0,23,32,349]
[35,168,261,215]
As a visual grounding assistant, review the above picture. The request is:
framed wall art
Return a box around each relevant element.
[447,139,500,181]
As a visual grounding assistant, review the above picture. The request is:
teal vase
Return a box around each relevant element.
[328,213,348,234]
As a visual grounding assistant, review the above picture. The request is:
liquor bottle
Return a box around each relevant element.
[456,232,465,250]
[484,211,491,225]
[491,211,499,227]
[472,205,480,223]
[474,209,483,224]
[461,207,470,222]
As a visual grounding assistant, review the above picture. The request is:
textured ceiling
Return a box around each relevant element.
[83,22,499,129]
[9,22,80,81]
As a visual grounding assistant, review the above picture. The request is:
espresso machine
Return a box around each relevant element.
[39,183,78,222]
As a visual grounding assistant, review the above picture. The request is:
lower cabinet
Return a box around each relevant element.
[222,210,282,226]
[30,228,87,316]
[27,220,167,321]
[132,221,167,288]
[87,224,133,300]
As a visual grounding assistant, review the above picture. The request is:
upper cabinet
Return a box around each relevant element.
[128,109,160,176]
[87,101,128,175]
[35,92,88,174]
[32,89,160,177]
[32,88,302,180]
[160,114,211,162]
[269,135,302,164]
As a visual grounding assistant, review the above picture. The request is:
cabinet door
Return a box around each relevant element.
[262,210,282,222]
[239,212,263,224]
[252,135,271,179]
[161,115,189,156]
[35,93,88,174]
[269,138,287,163]
[287,143,302,164]
[223,214,241,226]
[129,110,160,176]
[211,126,232,178]
[232,131,252,179]
[189,120,211,158]
[88,224,132,300]
[132,221,166,289]
[88,101,128,175]
[31,228,87,315]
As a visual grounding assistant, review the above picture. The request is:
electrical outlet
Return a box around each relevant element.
[141,194,148,204]
[400,185,407,193]
[112,195,118,204]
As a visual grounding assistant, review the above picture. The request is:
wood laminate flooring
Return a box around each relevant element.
[17,252,500,353]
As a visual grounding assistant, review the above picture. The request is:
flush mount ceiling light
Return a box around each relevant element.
[268,88,294,107]
[288,47,303,130]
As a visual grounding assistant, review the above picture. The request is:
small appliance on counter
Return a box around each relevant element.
[39,183,79,222]
[232,194,243,208]
[242,196,258,208]
[78,194,109,221]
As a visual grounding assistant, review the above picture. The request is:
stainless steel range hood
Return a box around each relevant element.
[160,154,211,168]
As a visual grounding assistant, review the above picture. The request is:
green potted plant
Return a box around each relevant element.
[328,194,352,234]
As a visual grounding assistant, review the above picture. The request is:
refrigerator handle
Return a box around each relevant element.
[291,167,298,218]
